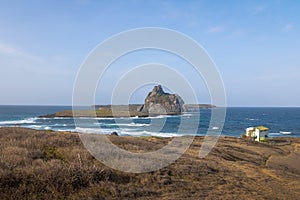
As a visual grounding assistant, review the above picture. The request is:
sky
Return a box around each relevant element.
[0,0,299,106]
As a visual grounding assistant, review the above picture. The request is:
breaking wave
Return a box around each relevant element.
[0,118,38,125]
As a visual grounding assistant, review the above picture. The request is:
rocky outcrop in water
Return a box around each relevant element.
[139,85,185,114]
[40,85,216,118]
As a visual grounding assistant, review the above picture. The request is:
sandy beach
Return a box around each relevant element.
[0,127,299,199]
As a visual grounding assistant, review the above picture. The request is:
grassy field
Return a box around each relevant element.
[0,127,299,199]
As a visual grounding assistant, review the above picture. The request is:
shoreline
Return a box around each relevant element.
[2,126,297,142]
[1,125,299,139]
[1,106,299,139]
[1,126,298,140]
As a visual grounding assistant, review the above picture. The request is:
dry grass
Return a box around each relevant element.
[0,127,299,199]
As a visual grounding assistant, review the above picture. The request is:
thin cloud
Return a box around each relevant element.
[0,43,43,62]
[206,26,223,33]
[253,5,265,14]
[0,43,19,54]
[0,42,72,78]
[283,24,294,31]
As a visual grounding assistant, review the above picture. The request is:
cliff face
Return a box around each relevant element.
[139,85,185,114]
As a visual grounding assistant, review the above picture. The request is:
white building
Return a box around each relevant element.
[246,126,269,141]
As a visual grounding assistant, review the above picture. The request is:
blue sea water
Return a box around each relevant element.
[0,105,299,138]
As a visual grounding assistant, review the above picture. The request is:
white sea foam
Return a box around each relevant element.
[121,130,182,137]
[26,125,43,129]
[269,132,281,136]
[183,113,193,117]
[280,131,292,135]
[0,117,38,125]
[117,123,150,127]
[154,115,168,119]
[51,123,69,127]
[138,115,168,119]
[246,118,258,121]
[147,132,182,137]
[211,126,219,130]
[57,129,77,132]
[75,127,182,137]
[94,122,150,127]
[75,127,112,134]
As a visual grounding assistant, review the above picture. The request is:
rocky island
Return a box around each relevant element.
[41,85,215,118]
[138,85,185,115]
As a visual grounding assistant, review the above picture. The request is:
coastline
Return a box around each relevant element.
[1,106,299,138]
[0,127,299,199]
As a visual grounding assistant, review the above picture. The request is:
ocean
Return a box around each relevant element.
[0,105,299,138]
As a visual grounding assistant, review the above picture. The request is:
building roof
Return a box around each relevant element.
[256,126,269,131]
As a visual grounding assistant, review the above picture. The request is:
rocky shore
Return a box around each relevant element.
[0,127,299,199]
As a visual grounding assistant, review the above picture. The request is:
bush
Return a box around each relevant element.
[43,146,65,161]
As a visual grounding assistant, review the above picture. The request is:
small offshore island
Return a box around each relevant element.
[41,85,216,118]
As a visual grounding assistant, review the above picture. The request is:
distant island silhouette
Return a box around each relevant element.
[41,85,215,118]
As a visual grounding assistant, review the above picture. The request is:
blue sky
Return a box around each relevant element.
[0,0,299,106]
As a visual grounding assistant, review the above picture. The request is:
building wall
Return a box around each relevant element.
[246,127,255,137]
[255,129,268,141]
[246,127,268,141]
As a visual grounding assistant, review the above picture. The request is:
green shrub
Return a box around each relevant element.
[43,146,65,161]
[260,137,266,142]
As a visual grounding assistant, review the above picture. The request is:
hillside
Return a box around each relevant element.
[0,127,299,199]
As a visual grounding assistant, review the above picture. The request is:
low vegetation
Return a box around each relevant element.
[42,109,150,118]
[41,109,181,118]
[0,127,299,199]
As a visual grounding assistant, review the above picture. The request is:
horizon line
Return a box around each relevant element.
[0,104,299,108]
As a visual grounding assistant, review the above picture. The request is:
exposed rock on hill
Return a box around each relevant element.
[139,85,185,114]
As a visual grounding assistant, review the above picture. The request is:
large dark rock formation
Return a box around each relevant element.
[139,85,185,114]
